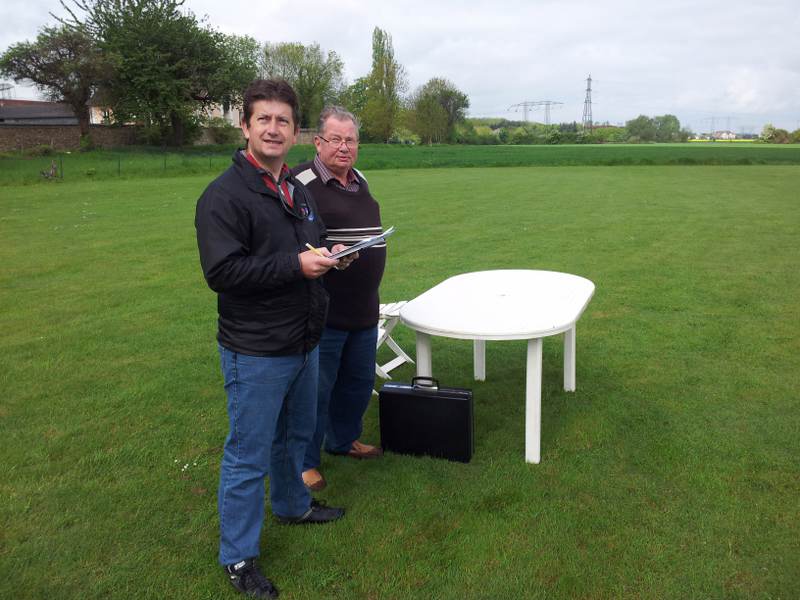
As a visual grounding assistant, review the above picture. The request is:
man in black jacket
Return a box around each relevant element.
[195,80,354,600]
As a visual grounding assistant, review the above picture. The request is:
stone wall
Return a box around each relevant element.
[193,127,315,145]
[297,129,315,145]
[0,124,137,151]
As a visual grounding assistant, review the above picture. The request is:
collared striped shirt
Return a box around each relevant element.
[313,154,361,193]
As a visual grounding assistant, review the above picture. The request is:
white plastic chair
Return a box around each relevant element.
[374,302,415,390]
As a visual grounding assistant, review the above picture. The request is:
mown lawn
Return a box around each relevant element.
[0,164,798,599]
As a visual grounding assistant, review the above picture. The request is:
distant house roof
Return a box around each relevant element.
[0,99,51,106]
[0,101,78,125]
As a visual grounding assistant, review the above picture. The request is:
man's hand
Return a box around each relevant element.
[330,244,359,271]
[299,247,338,279]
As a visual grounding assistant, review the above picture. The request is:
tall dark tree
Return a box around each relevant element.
[362,27,406,142]
[0,24,110,141]
[259,42,344,128]
[59,0,225,145]
[336,76,369,124]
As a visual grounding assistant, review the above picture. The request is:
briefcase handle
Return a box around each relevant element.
[412,376,439,390]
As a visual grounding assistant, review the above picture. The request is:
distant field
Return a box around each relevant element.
[2,142,800,184]
[1,164,798,599]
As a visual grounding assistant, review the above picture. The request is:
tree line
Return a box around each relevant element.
[452,117,687,145]
[0,0,468,147]
[2,1,796,147]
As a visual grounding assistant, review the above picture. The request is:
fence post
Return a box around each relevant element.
[60,157,64,179]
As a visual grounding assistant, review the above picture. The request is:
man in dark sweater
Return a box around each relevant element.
[292,106,386,492]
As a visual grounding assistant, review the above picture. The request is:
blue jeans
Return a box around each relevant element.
[304,326,378,471]
[217,344,318,565]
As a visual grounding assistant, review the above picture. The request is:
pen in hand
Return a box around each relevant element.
[305,243,326,257]
[305,242,349,272]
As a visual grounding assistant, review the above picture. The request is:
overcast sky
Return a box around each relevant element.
[2,0,798,133]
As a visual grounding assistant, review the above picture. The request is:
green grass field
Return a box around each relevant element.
[2,142,800,184]
[1,156,799,598]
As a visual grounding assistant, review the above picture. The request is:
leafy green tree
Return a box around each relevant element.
[259,42,344,128]
[467,123,501,145]
[761,123,790,144]
[791,129,800,144]
[510,126,536,145]
[625,115,657,142]
[0,24,110,141]
[211,34,260,122]
[653,114,681,142]
[624,114,688,143]
[335,76,369,124]
[362,27,406,142]
[760,123,776,142]
[585,126,627,144]
[60,0,226,145]
[407,77,468,143]
[407,86,448,144]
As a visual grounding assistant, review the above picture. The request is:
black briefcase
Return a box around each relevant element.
[378,377,474,463]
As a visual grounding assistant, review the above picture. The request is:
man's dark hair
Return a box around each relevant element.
[241,79,300,130]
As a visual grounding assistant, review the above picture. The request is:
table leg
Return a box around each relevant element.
[473,339,486,381]
[564,325,576,392]
[526,338,543,464]
[415,332,432,377]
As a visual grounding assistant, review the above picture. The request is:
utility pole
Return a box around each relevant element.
[581,75,593,133]
[508,100,564,125]
[700,116,716,140]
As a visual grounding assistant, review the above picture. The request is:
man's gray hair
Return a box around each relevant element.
[318,106,360,137]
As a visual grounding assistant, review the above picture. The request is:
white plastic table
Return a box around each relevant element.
[399,270,595,464]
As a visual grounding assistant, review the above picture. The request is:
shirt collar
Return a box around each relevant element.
[314,154,358,188]
[243,150,290,184]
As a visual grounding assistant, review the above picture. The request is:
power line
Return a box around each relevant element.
[508,100,563,125]
[699,116,717,140]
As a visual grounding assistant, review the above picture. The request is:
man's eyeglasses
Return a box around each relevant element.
[318,135,358,149]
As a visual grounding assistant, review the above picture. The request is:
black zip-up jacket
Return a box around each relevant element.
[195,150,328,356]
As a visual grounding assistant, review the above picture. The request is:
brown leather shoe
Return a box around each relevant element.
[346,440,383,459]
[302,468,326,491]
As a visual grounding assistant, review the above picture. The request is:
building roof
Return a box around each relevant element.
[0,99,52,107]
[0,101,78,124]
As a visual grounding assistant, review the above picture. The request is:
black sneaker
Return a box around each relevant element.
[224,558,279,599]
[276,499,345,525]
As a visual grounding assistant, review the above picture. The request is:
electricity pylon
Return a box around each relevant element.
[581,75,593,133]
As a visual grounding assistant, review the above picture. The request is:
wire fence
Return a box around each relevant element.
[0,147,317,185]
